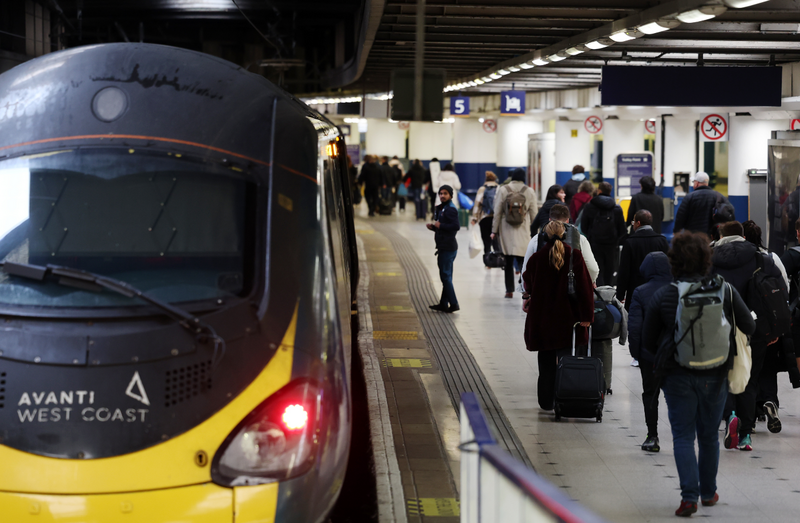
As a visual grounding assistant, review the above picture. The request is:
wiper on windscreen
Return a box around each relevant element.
[1,261,226,365]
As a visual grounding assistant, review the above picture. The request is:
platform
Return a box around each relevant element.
[356,202,800,523]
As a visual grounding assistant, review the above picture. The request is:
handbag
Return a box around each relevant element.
[727,283,752,394]
[397,184,408,197]
[591,288,622,340]
[468,227,482,259]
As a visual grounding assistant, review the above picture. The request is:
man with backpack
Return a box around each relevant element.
[674,172,733,236]
[711,221,788,451]
[471,171,500,265]
[491,168,538,298]
[617,210,669,311]
[580,181,626,286]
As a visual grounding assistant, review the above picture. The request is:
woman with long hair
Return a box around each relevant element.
[522,220,594,411]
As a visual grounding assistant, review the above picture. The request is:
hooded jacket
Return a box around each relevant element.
[569,191,592,223]
[627,252,672,361]
[626,192,664,234]
[673,185,724,234]
[616,226,670,309]
[530,198,562,235]
[581,195,627,246]
[711,235,784,300]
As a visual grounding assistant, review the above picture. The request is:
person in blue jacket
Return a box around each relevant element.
[628,251,672,453]
[427,185,461,312]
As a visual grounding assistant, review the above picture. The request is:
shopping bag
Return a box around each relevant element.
[458,191,474,210]
[727,283,753,394]
[468,227,482,259]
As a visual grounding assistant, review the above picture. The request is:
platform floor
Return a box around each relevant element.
[357,202,800,523]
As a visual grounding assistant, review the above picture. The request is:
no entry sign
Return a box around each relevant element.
[482,119,497,133]
[792,119,800,131]
[700,114,728,142]
[585,116,603,134]
[645,120,656,134]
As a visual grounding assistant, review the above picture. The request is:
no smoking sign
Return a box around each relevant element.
[701,114,728,142]
[645,120,656,134]
[585,116,603,134]
[482,119,497,133]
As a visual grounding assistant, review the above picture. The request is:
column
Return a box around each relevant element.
[601,119,645,193]
[660,117,698,236]
[555,119,591,186]
[409,121,453,163]
[496,117,543,182]
[453,118,497,197]
[365,119,407,158]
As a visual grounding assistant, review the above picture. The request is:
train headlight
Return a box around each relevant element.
[212,379,320,486]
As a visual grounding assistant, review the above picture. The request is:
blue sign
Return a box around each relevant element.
[500,90,525,115]
[450,96,469,117]
[616,153,654,197]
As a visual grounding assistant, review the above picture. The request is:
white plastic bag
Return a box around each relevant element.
[727,283,752,394]
[468,226,482,259]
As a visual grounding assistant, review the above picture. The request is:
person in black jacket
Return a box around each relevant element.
[626,176,664,234]
[617,210,669,311]
[580,182,626,286]
[562,164,586,209]
[357,155,382,216]
[530,184,565,235]
[711,221,786,452]
[643,231,755,516]
[405,159,427,220]
[673,172,727,235]
[427,185,460,313]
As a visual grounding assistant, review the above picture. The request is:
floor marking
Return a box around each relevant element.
[356,230,375,234]
[371,247,388,251]
[383,358,432,369]
[376,272,399,276]
[379,305,412,311]
[373,331,419,340]
[406,498,460,517]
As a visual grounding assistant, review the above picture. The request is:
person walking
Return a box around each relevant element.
[427,157,441,202]
[426,185,460,313]
[379,156,396,203]
[471,171,500,261]
[643,231,755,517]
[580,181,627,286]
[531,184,565,235]
[492,168,538,298]
[436,164,462,207]
[357,155,382,216]
[389,156,406,212]
[563,165,587,208]
[628,251,672,453]
[570,180,594,224]
[523,220,594,411]
[673,172,731,235]
[626,176,664,234]
[711,221,786,452]
[616,210,669,310]
[406,159,427,220]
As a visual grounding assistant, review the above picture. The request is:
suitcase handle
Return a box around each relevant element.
[572,322,592,357]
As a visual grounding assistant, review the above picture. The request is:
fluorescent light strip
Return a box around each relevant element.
[498,69,511,75]
[532,58,549,66]
[586,40,612,50]
[490,73,502,79]
[639,20,679,34]
[509,66,521,72]
[609,30,637,42]
[519,62,534,69]
[564,47,584,56]
[724,0,769,6]
[547,54,567,62]
[677,6,727,23]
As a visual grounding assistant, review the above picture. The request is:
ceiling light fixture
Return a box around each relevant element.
[509,66,521,72]
[482,76,493,83]
[532,58,549,66]
[585,39,614,50]
[518,62,534,69]
[490,73,502,79]
[548,54,567,62]
[638,19,681,34]
[609,30,642,42]
[474,79,484,85]
[564,47,584,56]
[498,69,511,75]
[723,0,769,7]
[676,5,727,23]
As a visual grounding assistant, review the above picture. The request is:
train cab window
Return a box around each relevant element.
[0,148,255,311]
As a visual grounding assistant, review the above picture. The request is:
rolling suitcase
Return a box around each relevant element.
[378,198,393,215]
[553,324,605,422]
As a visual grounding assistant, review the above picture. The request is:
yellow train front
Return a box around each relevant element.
[0,43,358,522]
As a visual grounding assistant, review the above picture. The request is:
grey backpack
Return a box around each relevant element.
[672,275,731,370]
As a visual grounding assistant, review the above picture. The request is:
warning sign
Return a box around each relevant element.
[792,119,800,131]
[585,116,603,134]
[645,120,656,134]
[701,114,728,142]
[398,121,410,130]
[482,119,497,133]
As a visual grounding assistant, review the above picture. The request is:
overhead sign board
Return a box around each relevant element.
[700,114,728,142]
[500,90,525,115]
[450,96,469,117]
[616,153,654,197]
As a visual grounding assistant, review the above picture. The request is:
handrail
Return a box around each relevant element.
[460,392,610,523]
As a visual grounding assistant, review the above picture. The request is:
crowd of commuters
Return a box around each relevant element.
[356,157,800,517]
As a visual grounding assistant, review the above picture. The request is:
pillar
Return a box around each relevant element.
[601,119,645,193]
[365,119,406,158]
[659,118,698,236]
[453,118,497,196]
[409,121,453,163]
[496,117,543,182]
[555,120,591,187]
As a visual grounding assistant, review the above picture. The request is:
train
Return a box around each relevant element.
[0,42,359,522]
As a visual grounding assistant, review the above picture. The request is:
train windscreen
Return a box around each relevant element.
[0,148,253,310]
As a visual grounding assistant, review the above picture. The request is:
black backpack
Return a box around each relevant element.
[746,252,791,340]
[590,208,617,245]
[712,194,736,224]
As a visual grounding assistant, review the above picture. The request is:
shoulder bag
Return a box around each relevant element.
[727,283,752,394]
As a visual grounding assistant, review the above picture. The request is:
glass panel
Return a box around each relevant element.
[0,148,254,310]
[767,145,800,256]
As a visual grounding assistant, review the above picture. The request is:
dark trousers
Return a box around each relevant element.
[504,255,524,293]
[437,249,458,308]
[724,338,768,436]
[364,186,379,216]
[756,346,780,411]
[410,188,424,219]
[397,190,406,210]
[478,216,498,254]
[593,243,619,286]
[537,348,571,410]
[640,357,661,437]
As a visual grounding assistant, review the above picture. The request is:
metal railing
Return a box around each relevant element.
[460,392,609,523]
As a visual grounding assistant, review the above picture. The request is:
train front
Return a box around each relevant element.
[0,44,351,522]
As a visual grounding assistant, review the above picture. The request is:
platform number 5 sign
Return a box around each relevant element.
[700,114,728,142]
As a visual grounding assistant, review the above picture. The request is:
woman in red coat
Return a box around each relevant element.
[523,220,595,410]
[569,180,595,223]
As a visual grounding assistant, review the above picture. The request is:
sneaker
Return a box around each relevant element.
[675,501,697,517]
[630,358,639,367]
[724,413,739,449]
[738,434,752,451]
[701,493,719,507]
[764,401,782,433]
[641,435,660,452]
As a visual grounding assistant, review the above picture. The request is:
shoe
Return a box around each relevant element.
[724,413,739,449]
[701,493,719,507]
[764,401,782,433]
[428,304,447,312]
[641,435,660,452]
[631,358,639,367]
[756,413,766,422]
[738,434,752,451]
[606,388,613,395]
[504,292,513,298]
[675,501,697,517]
[447,305,460,313]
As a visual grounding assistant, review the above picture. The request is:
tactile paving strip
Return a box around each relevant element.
[372,223,532,468]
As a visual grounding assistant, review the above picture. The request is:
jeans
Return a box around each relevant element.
[662,373,727,503]
[437,249,458,308]
[410,188,424,219]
